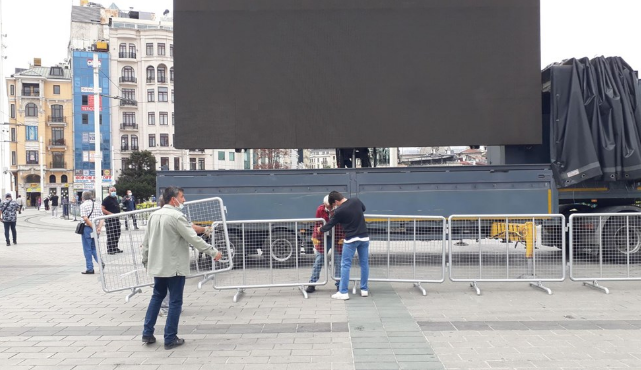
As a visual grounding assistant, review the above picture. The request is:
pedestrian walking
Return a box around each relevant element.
[319,191,370,300]
[122,190,138,230]
[0,193,19,246]
[62,196,69,218]
[141,186,222,349]
[305,195,344,293]
[43,196,50,211]
[50,194,59,218]
[16,195,24,214]
[101,187,123,254]
[79,190,104,274]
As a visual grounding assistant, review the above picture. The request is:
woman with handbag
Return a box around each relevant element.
[79,190,104,274]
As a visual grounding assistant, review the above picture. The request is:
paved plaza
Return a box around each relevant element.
[0,208,641,369]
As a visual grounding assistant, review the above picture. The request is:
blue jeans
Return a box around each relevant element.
[309,240,341,286]
[143,276,185,344]
[338,240,370,294]
[4,221,16,244]
[81,226,99,271]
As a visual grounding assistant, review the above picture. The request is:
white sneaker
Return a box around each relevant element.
[331,292,349,300]
[159,308,168,317]
[361,290,369,297]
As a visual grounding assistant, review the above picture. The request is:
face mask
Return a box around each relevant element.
[127,193,132,196]
[178,202,184,210]
[111,192,117,197]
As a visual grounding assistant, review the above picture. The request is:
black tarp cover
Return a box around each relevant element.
[548,57,641,187]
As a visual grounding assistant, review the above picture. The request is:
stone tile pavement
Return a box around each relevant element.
[0,208,640,369]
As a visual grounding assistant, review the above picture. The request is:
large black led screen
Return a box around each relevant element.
[175,0,541,149]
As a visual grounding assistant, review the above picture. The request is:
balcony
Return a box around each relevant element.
[189,149,205,153]
[157,77,167,84]
[21,90,40,98]
[120,123,138,130]
[49,138,66,147]
[47,116,67,126]
[120,99,138,107]
[119,76,137,84]
[146,77,155,83]
[121,145,129,151]
[119,52,137,59]
[50,161,66,170]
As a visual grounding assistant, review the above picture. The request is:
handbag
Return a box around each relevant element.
[75,200,94,235]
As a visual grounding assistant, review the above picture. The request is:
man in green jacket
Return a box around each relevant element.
[141,186,222,349]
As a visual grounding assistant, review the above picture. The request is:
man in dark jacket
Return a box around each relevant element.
[319,191,369,300]
[102,187,123,254]
[1,193,19,246]
[122,190,138,230]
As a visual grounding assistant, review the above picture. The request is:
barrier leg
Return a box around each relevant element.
[299,285,309,299]
[198,274,215,289]
[233,288,245,303]
[582,280,610,294]
[470,281,481,295]
[413,282,427,296]
[352,281,358,295]
[529,281,552,295]
[125,287,142,303]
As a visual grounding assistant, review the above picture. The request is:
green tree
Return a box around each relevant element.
[115,150,157,201]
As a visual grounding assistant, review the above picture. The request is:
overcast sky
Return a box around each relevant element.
[0,0,639,84]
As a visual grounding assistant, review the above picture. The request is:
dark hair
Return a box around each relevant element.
[327,191,344,206]
[162,186,184,205]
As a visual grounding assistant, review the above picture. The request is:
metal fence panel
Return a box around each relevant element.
[93,197,230,301]
[335,215,446,295]
[569,213,641,293]
[448,214,565,295]
[213,218,326,302]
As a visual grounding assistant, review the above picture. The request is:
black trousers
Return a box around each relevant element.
[4,221,16,243]
[105,218,122,253]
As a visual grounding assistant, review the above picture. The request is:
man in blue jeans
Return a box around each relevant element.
[141,186,222,349]
[319,191,369,300]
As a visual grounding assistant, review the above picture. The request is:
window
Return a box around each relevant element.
[51,104,63,120]
[49,67,63,76]
[148,134,156,147]
[131,135,138,150]
[146,66,155,82]
[26,126,38,141]
[161,157,169,170]
[171,89,174,103]
[189,158,197,170]
[10,128,15,142]
[229,152,235,161]
[157,65,167,83]
[122,88,135,104]
[129,43,136,58]
[122,158,130,170]
[218,151,225,161]
[81,95,88,105]
[121,66,135,82]
[170,44,173,57]
[158,87,168,102]
[174,157,180,170]
[148,112,155,125]
[53,85,60,94]
[82,114,89,124]
[61,175,68,183]
[25,103,38,117]
[52,152,64,168]
[11,151,15,166]
[26,150,38,164]
[146,43,153,55]
[158,43,165,56]
[49,175,56,183]
[121,135,129,151]
[51,127,64,145]
[123,112,136,124]
[147,89,155,102]
[198,158,205,170]
[170,67,174,82]
[119,43,126,57]
[22,83,39,96]
[9,85,14,96]
[10,104,15,118]
[160,134,169,147]
[159,112,168,125]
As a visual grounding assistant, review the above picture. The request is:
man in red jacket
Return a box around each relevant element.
[305,195,344,293]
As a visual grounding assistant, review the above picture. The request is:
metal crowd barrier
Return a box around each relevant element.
[93,197,231,302]
[212,218,326,302]
[569,213,641,294]
[448,214,566,295]
[336,215,446,296]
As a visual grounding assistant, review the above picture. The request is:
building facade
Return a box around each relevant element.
[5,63,74,206]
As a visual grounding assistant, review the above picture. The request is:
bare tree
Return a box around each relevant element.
[253,149,290,169]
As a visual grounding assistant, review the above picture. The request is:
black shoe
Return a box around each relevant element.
[142,335,156,344]
[5,242,9,246]
[134,227,139,230]
[116,249,124,253]
[164,337,185,350]
[81,270,94,274]
[107,251,117,255]
[102,262,106,269]
[305,286,316,293]
[12,241,16,245]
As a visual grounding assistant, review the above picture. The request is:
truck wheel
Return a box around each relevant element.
[603,219,641,262]
[265,231,298,267]
[215,234,244,269]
